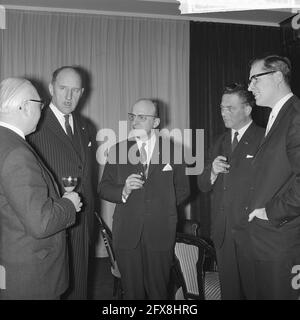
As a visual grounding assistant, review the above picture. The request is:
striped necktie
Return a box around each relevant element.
[140,142,148,179]
[64,114,73,138]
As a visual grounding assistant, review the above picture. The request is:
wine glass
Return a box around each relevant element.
[62,176,78,193]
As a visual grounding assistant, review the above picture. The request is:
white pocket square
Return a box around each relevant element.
[88,141,92,147]
[162,163,173,171]
[246,154,254,158]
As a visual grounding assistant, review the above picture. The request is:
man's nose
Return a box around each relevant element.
[66,89,72,100]
[248,80,254,91]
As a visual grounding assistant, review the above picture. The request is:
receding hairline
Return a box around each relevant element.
[51,66,83,86]
[132,99,159,117]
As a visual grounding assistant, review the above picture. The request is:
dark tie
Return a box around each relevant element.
[64,114,73,138]
[140,142,148,179]
[231,131,239,152]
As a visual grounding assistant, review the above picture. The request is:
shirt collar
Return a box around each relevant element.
[0,121,25,139]
[231,120,252,141]
[136,131,156,148]
[50,102,73,120]
[270,92,293,118]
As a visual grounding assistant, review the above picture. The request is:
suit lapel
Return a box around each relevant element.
[221,131,231,160]
[44,108,83,162]
[232,122,258,158]
[73,114,87,164]
[147,136,160,179]
[126,139,143,174]
[256,95,295,155]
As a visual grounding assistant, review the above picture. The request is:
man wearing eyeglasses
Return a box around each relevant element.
[27,66,96,300]
[0,78,82,299]
[198,84,264,300]
[99,99,190,300]
[245,54,300,299]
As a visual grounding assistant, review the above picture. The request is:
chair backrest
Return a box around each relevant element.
[94,212,121,278]
[174,232,216,300]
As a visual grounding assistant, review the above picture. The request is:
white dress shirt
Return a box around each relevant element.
[231,120,252,142]
[50,103,74,134]
[122,132,157,203]
[136,132,156,166]
[265,92,293,136]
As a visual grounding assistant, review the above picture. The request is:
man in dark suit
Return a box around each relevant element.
[246,55,300,299]
[0,77,82,299]
[198,84,264,299]
[99,99,190,300]
[27,66,95,300]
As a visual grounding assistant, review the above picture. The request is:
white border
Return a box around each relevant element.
[2,5,280,27]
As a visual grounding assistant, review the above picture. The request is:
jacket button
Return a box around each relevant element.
[78,165,82,170]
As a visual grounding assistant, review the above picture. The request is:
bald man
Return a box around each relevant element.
[28,66,96,300]
[0,78,82,299]
[99,99,190,300]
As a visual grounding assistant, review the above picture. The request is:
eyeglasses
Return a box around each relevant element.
[24,99,45,110]
[248,71,276,86]
[128,113,156,122]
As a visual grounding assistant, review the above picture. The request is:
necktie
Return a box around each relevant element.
[265,113,275,136]
[231,131,239,152]
[64,114,73,138]
[140,142,148,179]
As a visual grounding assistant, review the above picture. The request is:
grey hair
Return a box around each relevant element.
[0,78,32,113]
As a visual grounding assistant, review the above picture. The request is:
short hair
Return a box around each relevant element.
[223,83,256,108]
[51,66,83,87]
[250,54,291,85]
[134,98,159,118]
[0,78,32,113]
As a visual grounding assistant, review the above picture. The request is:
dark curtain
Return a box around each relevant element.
[189,22,282,237]
[281,19,300,97]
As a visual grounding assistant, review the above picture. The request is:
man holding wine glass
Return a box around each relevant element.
[27,66,95,300]
[0,77,82,299]
[99,99,190,299]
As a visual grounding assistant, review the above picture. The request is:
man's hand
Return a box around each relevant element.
[63,192,83,212]
[123,173,144,197]
[212,156,230,176]
[248,208,268,222]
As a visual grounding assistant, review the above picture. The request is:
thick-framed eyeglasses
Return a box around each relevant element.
[23,99,45,110]
[248,71,276,86]
[128,113,156,122]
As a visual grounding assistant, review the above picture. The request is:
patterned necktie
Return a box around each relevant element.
[140,142,148,179]
[231,131,239,152]
[64,114,73,138]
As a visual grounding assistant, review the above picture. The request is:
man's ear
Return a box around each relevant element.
[80,88,84,98]
[246,105,252,117]
[22,101,31,117]
[49,83,54,96]
[153,117,160,129]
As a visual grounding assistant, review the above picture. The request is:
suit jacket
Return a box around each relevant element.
[99,136,190,251]
[0,127,76,299]
[198,122,265,248]
[247,95,300,260]
[27,107,95,237]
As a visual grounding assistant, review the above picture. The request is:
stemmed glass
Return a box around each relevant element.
[62,176,78,193]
